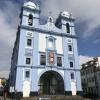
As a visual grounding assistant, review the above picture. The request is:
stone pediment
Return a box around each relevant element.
[36,16,64,35]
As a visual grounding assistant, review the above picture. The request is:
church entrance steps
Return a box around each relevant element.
[21,95,90,100]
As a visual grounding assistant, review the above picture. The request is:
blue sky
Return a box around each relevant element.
[0,0,100,77]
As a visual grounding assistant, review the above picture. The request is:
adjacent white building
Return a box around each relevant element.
[81,57,100,97]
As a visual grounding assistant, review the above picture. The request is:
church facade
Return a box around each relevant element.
[9,1,82,97]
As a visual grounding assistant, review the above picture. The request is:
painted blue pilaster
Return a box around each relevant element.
[17,29,26,66]
[76,71,82,91]
[21,10,27,26]
[63,36,71,91]
[73,38,80,69]
[64,70,71,91]
[62,37,69,68]
[32,31,39,66]
[73,38,82,91]
[15,67,23,92]
[31,31,39,92]
[31,69,38,92]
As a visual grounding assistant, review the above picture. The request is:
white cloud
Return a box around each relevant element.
[79,55,93,66]
[41,0,100,38]
[0,71,10,78]
[0,1,20,77]
[0,0,100,78]
[93,39,100,44]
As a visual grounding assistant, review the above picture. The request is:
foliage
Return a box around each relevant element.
[1,79,6,87]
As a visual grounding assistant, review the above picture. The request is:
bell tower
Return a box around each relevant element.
[14,1,40,97]
[55,11,75,35]
[20,1,40,26]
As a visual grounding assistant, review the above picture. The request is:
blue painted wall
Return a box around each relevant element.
[9,1,82,94]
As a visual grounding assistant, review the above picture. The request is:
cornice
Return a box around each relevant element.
[22,6,40,13]
[20,25,78,38]
[17,65,80,71]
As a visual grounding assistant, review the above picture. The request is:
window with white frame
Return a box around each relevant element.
[27,38,32,46]
[57,56,62,67]
[47,36,55,49]
[48,52,55,65]
[48,38,54,48]
[28,14,33,26]
[70,61,74,68]
[68,45,72,51]
[25,69,30,78]
[40,54,46,65]
[26,57,31,65]
[66,23,70,33]
[70,72,74,79]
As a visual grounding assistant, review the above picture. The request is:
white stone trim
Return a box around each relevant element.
[24,56,33,66]
[26,31,34,37]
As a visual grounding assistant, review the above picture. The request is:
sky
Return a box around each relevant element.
[0,0,100,78]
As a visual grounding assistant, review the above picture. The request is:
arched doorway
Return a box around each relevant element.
[39,71,64,94]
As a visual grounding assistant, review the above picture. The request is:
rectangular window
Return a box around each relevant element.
[26,58,31,64]
[27,38,32,46]
[71,73,74,79]
[25,70,30,78]
[68,45,72,51]
[70,61,73,67]
[49,52,55,64]
[40,55,46,65]
[66,23,70,33]
[57,57,62,67]
[28,14,33,26]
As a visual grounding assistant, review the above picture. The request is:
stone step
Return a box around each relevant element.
[21,95,90,100]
